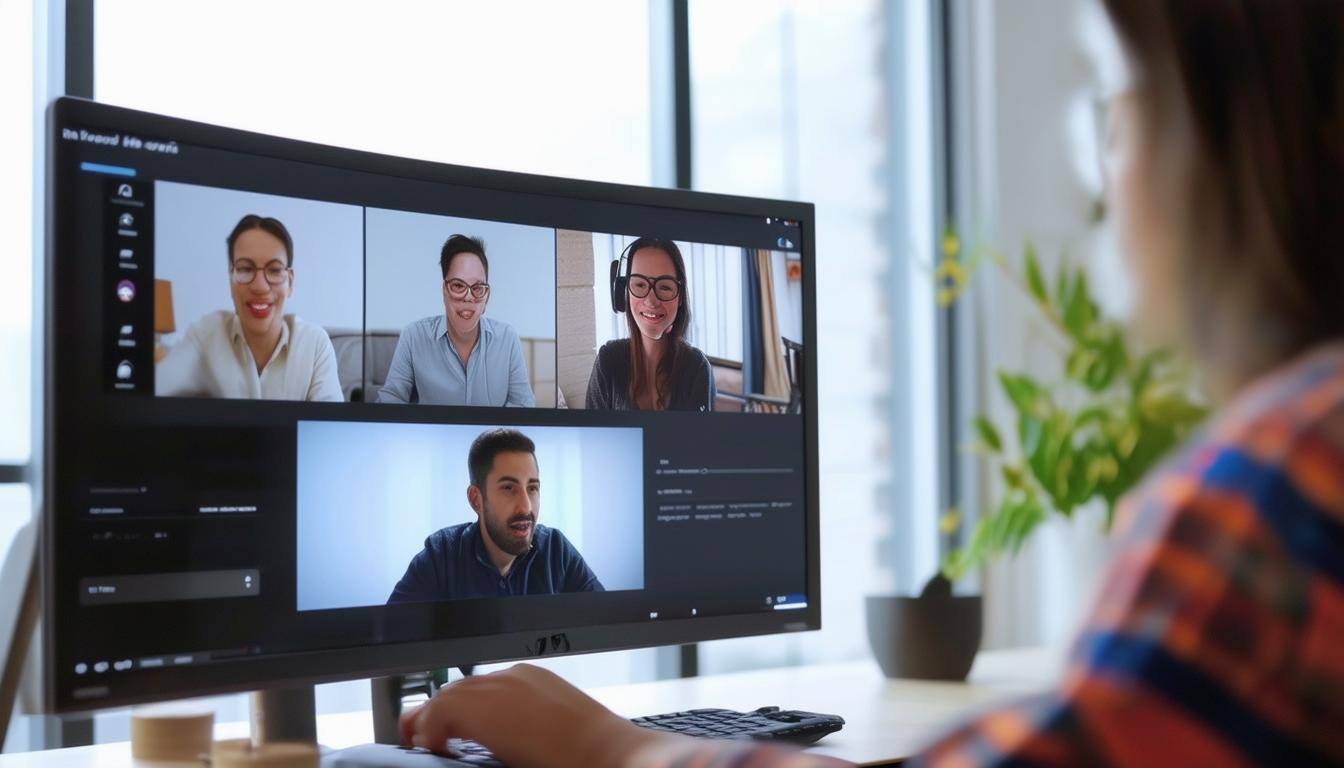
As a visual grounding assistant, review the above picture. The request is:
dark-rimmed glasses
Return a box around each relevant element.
[231,260,290,286]
[628,273,681,302]
[445,278,490,300]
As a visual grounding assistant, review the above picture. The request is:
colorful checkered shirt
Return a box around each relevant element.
[646,343,1344,767]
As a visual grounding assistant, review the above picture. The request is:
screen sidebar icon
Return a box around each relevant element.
[105,179,154,393]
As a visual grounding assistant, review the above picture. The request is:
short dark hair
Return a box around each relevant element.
[468,428,536,490]
[226,214,293,267]
[440,234,488,280]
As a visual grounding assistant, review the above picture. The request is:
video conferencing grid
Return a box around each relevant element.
[45,98,818,713]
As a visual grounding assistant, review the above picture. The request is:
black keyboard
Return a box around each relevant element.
[437,706,845,766]
[631,706,845,744]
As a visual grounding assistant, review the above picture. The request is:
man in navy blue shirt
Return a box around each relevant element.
[388,428,603,603]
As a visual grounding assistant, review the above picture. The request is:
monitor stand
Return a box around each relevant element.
[251,685,317,744]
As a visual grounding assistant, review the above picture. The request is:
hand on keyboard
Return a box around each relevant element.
[398,664,668,768]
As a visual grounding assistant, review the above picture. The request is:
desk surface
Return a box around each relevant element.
[0,647,1062,767]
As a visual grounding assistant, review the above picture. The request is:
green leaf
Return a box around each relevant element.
[1024,242,1048,306]
[1062,269,1096,339]
[973,416,1004,453]
[1066,348,1092,381]
[998,372,1040,415]
[1005,498,1046,553]
[1140,390,1208,424]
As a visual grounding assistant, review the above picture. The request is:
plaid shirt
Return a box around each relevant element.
[645,343,1344,767]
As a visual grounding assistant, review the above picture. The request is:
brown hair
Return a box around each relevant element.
[1101,0,1344,388]
[624,237,692,409]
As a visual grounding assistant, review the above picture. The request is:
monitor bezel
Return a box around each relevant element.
[43,96,821,712]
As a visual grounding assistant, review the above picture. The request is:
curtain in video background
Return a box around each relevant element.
[754,249,790,400]
[740,248,764,395]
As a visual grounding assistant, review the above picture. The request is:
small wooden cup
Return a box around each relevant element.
[129,706,214,762]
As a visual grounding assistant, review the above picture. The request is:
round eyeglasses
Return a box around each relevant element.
[231,260,290,286]
[445,278,490,300]
[627,273,681,302]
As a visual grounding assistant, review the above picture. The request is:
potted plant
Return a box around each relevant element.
[867,235,1207,680]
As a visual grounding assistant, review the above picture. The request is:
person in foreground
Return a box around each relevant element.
[378,234,535,407]
[401,2,1344,765]
[585,236,715,411]
[156,214,343,401]
[387,428,602,603]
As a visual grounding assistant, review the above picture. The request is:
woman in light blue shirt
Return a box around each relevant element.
[378,235,535,407]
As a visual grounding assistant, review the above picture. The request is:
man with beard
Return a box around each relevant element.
[387,428,603,604]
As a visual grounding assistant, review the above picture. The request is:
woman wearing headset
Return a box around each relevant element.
[584,236,715,412]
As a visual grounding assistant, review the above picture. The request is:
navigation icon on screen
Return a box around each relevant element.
[116,183,133,199]
[116,280,135,303]
[119,248,133,260]
[119,324,133,337]
[118,213,134,228]
[115,361,133,381]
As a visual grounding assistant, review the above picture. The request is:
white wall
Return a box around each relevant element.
[153,181,364,338]
[364,208,556,341]
[295,421,644,611]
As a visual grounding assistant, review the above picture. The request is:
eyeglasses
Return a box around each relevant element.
[627,273,681,302]
[232,260,290,286]
[445,278,490,300]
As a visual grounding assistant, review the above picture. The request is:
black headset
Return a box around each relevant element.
[609,236,679,314]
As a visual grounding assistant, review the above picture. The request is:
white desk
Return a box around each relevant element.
[0,647,1061,767]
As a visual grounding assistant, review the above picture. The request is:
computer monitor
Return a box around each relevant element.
[42,96,818,713]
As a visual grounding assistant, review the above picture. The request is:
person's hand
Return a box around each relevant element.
[398,663,672,768]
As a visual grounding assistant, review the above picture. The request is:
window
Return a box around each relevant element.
[690,0,939,672]
[95,1,656,185]
[8,2,942,751]
[0,0,34,465]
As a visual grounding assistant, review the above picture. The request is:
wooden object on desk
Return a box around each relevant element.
[0,647,1061,768]
[129,705,213,761]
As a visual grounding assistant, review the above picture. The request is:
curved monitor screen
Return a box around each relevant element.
[44,98,818,711]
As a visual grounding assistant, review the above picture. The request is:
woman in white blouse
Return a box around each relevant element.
[155,214,343,402]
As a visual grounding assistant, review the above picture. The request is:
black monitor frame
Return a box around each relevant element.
[42,96,820,712]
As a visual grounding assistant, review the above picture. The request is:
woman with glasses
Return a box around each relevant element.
[156,214,342,401]
[378,234,536,407]
[585,236,715,412]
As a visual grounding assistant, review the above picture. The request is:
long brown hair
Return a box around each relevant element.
[1101,0,1344,389]
[624,237,692,409]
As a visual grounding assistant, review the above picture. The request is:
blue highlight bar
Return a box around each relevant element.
[80,162,136,177]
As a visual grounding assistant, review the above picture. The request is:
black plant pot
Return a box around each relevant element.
[865,592,983,680]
